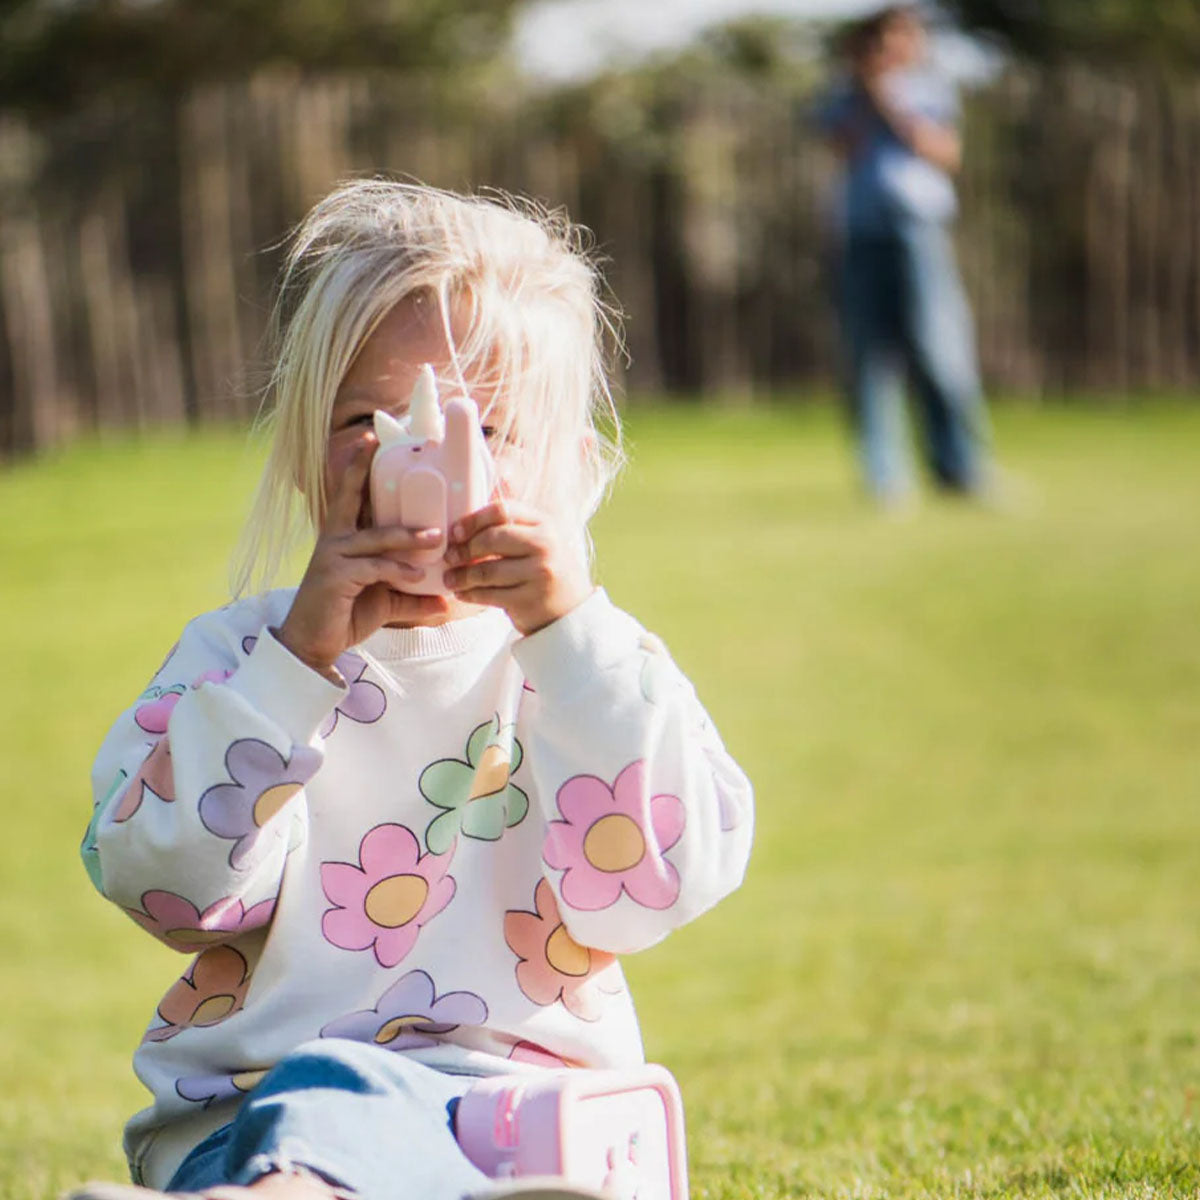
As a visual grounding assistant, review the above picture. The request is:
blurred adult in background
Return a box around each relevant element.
[817,3,992,507]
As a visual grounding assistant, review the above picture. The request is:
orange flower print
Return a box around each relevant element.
[503,879,623,1022]
[142,945,251,1043]
[113,738,176,823]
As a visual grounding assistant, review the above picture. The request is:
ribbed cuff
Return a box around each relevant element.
[511,588,640,699]
[225,626,347,744]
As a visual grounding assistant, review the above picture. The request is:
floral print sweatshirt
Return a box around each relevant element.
[83,588,754,1187]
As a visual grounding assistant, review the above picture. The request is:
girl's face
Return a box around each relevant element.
[324,294,512,624]
[326,293,510,529]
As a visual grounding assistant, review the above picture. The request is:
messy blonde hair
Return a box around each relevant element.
[232,179,625,596]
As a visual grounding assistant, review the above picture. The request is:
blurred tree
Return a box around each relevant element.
[942,0,1200,67]
[0,0,520,112]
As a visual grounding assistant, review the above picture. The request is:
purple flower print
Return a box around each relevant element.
[242,636,385,738]
[126,889,276,952]
[321,970,487,1050]
[176,1069,268,1108]
[320,651,386,738]
[199,739,321,869]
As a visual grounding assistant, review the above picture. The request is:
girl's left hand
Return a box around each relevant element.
[442,500,593,636]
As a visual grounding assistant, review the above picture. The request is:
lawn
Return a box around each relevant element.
[1,402,1198,1199]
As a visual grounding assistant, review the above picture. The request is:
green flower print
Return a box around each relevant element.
[420,716,528,854]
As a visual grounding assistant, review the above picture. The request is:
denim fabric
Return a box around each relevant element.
[837,217,989,498]
[165,1039,491,1200]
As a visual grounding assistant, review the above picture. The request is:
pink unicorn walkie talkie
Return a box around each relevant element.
[369,363,495,595]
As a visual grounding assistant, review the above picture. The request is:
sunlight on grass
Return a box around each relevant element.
[2,403,1198,1198]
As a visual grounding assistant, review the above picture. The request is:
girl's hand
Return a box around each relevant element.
[442,500,593,636]
[277,441,449,682]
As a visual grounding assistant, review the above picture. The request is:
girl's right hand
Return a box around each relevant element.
[277,440,449,683]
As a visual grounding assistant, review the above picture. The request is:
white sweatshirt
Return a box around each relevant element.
[84,589,754,1187]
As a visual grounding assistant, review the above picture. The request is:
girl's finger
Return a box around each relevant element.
[449,499,541,545]
[444,554,539,594]
[449,584,524,612]
[363,557,427,590]
[342,524,443,559]
[326,437,376,534]
[444,523,544,567]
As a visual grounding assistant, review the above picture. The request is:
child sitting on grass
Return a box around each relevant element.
[73,180,754,1200]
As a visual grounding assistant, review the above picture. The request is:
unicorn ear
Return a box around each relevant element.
[373,408,408,447]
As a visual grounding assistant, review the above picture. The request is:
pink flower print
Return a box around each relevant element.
[321,969,487,1050]
[143,945,251,1043]
[199,739,321,869]
[504,879,622,1021]
[134,684,186,734]
[321,824,455,968]
[192,667,234,688]
[126,889,276,952]
[543,761,685,912]
[176,1069,267,1108]
[112,738,176,823]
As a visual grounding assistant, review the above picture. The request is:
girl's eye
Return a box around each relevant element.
[481,424,498,441]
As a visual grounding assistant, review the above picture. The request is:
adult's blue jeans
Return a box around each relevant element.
[837,218,990,499]
[165,1039,491,1200]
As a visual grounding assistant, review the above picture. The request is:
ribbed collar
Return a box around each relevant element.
[360,607,511,663]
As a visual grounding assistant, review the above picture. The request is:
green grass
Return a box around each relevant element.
[2,402,1199,1199]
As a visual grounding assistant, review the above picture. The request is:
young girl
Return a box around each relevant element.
[75,180,754,1200]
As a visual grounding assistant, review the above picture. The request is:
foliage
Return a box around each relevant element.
[941,0,1200,67]
[2,403,1200,1196]
[0,0,521,112]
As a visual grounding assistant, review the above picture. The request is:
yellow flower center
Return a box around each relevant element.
[582,814,646,874]
[364,874,429,929]
[469,744,511,800]
[545,924,591,977]
[232,1070,267,1092]
[374,1015,433,1044]
[192,994,237,1025]
[254,782,302,827]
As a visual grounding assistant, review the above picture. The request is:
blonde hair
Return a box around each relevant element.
[232,179,625,596]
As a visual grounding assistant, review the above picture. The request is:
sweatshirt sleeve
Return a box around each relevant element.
[82,604,346,953]
[512,589,754,955]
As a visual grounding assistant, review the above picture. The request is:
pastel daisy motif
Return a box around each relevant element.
[321,969,487,1050]
[504,879,622,1021]
[198,738,321,869]
[142,945,251,1043]
[321,824,455,968]
[419,716,528,855]
[112,738,176,823]
[241,637,385,737]
[134,684,186,734]
[543,760,685,912]
[125,889,276,951]
[176,1069,267,1108]
[321,651,387,737]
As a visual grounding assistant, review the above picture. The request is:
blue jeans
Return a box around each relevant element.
[837,219,990,498]
[165,1039,491,1200]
